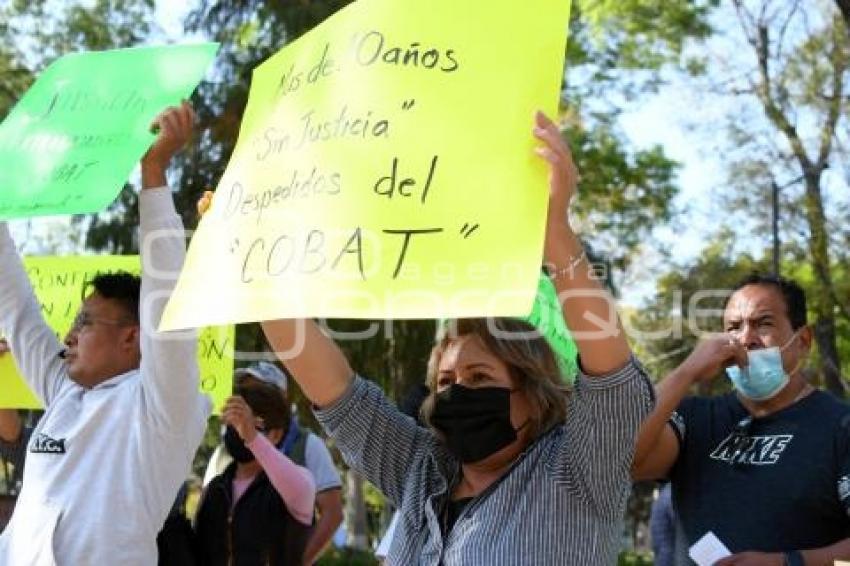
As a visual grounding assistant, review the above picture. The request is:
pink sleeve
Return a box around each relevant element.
[247,433,316,525]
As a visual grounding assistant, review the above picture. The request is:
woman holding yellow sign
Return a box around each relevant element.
[202,112,654,565]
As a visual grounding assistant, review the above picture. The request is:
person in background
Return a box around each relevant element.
[633,274,850,564]
[649,482,688,566]
[157,483,196,566]
[202,361,344,565]
[0,408,26,533]
[193,380,316,565]
[0,340,34,532]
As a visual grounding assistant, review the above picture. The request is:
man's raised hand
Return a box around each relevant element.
[141,101,196,189]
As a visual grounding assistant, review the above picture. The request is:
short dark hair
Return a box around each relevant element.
[725,273,807,330]
[83,272,141,324]
[235,381,290,431]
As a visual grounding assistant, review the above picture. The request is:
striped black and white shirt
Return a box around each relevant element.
[315,356,654,565]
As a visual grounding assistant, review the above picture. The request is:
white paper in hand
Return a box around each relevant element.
[688,531,732,566]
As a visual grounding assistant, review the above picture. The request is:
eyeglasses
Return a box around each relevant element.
[728,415,754,466]
[69,312,135,334]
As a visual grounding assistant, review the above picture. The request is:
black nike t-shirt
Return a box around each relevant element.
[670,390,850,552]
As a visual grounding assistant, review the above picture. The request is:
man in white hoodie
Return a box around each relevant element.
[0,101,210,565]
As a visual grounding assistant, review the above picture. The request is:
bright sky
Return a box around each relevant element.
[618,81,729,305]
[153,0,194,40]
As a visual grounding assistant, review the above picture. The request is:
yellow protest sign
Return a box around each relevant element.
[0,256,234,411]
[161,0,571,329]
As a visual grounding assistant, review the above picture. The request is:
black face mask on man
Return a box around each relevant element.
[429,384,523,464]
[223,425,255,464]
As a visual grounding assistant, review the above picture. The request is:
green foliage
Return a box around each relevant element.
[78,187,140,254]
[577,0,716,71]
[780,15,848,113]
[567,0,716,105]
[624,481,656,555]
[566,123,679,270]
[0,50,32,118]
[618,549,654,566]
[3,0,154,69]
[192,414,222,481]
[558,0,716,270]
[362,478,388,549]
[316,547,378,566]
[782,258,850,389]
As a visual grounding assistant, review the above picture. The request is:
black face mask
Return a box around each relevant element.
[223,426,255,464]
[429,384,518,464]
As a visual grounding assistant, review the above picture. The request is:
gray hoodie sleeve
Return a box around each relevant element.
[137,187,211,432]
[0,223,67,406]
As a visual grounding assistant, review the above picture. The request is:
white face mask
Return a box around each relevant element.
[725,331,800,401]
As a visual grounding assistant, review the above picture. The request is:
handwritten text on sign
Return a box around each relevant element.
[0,43,218,220]
[162,0,571,329]
[0,256,234,411]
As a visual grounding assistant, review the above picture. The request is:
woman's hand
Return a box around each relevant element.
[222,395,261,444]
[531,109,631,375]
[197,190,214,219]
[533,110,579,261]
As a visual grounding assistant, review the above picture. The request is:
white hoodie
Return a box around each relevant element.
[0,187,211,565]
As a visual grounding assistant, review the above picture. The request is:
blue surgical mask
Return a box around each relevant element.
[726,333,798,401]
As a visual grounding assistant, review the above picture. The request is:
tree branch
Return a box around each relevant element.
[832,287,850,322]
[836,0,850,33]
[816,19,848,170]
[742,10,815,172]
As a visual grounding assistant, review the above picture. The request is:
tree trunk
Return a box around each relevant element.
[814,316,844,395]
[802,173,845,397]
[344,469,369,550]
[836,0,850,33]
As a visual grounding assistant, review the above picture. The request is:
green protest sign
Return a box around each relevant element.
[0,43,218,220]
[0,255,234,412]
[525,273,578,383]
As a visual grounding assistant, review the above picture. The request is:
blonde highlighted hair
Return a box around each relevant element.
[421,318,572,441]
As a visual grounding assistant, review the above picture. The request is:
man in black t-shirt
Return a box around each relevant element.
[632,274,850,565]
